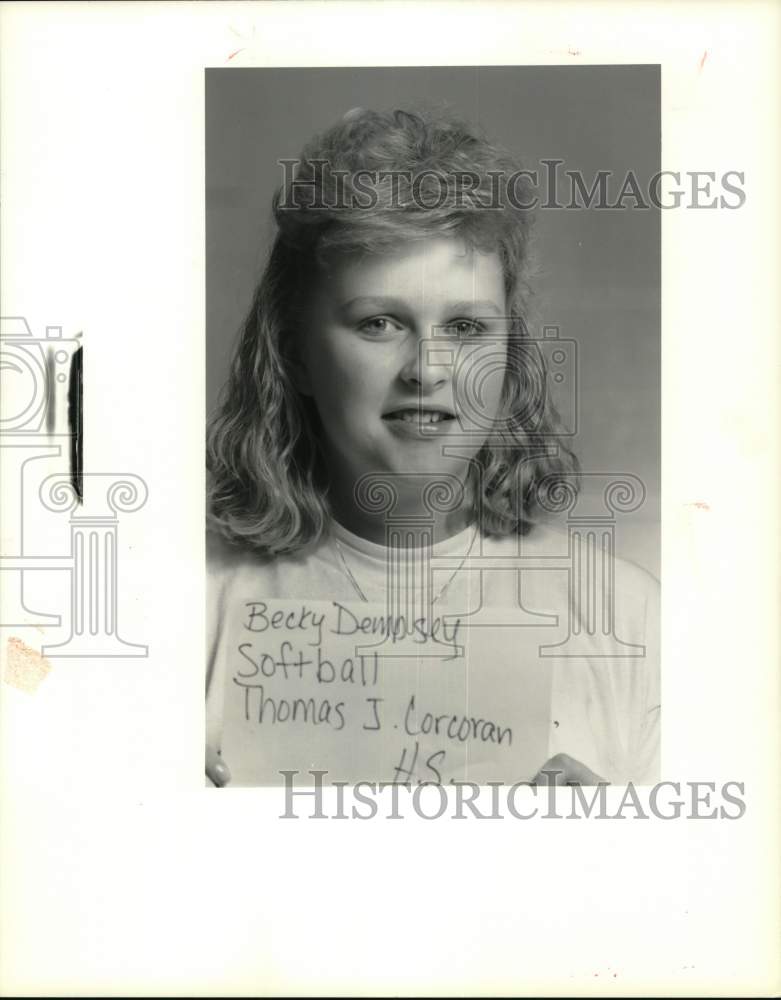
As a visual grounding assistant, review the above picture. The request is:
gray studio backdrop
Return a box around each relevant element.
[205,66,660,577]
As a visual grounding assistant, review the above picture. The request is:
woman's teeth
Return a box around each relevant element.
[390,410,451,423]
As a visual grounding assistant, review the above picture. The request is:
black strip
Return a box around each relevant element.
[67,346,83,503]
[45,348,56,435]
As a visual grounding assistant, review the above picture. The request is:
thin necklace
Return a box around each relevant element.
[332,525,479,606]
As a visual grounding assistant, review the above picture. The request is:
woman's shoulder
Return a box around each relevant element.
[206,529,275,579]
[482,522,659,643]
[206,528,335,589]
[481,521,659,598]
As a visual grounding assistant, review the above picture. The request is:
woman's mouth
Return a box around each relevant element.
[383,408,455,425]
[382,408,457,436]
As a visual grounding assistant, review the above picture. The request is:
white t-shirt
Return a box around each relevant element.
[207,520,660,785]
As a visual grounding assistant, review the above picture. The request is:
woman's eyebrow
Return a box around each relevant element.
[445,300,504,317]
[339,296,504,316]
[340,296,409,313]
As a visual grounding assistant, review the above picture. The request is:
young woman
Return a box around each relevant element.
[206,107,660,788]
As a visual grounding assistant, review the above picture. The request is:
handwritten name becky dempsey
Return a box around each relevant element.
[232,600,514,747]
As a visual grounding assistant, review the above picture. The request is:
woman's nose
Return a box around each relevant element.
[399,337,452,392]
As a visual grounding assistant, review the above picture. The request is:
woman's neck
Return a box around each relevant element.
[327,484,474,547]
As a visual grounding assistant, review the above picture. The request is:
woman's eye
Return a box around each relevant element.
[359,317,399,335]
[447,319,483,339]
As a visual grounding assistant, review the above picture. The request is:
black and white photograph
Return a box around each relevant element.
[1,2,779,997]
[205,66,661,789]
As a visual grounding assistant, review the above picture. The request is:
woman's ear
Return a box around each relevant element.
[280,330,312,396]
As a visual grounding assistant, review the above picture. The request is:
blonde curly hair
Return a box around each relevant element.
[207,106,578,555]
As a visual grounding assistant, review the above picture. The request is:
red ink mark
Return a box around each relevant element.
[687,501,711,511]
[699,49,708,72]
[568,47,581,56]
[227,49,245,62]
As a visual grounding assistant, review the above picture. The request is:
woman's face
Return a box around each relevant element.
[294,235,509,507]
